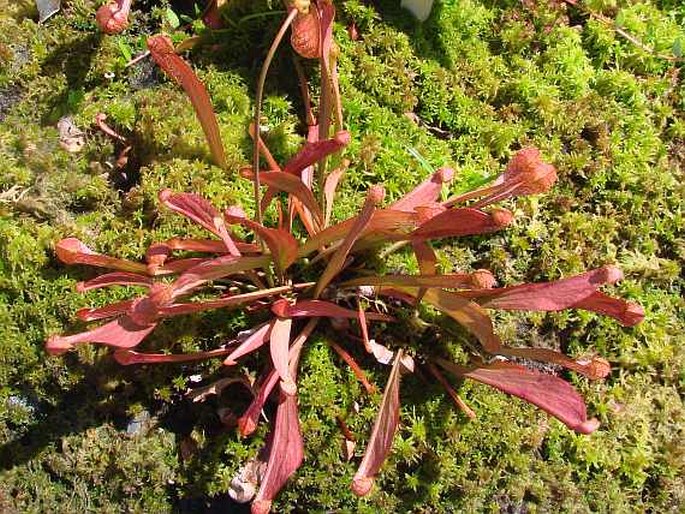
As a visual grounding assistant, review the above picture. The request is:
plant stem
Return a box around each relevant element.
[125,50,150,68]
[378,240,409,259]
[292,55,316,127]
[240,10,288,25]
[252,8,299,229]
[252,8,299,288]
[330,55,343,134]
[561,0,683,62]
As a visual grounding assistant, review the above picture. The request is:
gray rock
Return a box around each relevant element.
[36,0,61,23]
[125,410,151,437]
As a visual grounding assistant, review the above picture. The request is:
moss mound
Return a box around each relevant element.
[0,0,683,511]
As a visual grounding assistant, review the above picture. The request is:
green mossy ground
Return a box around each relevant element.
[0,0,683,511]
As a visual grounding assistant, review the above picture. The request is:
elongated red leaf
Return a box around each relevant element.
[572,291,645,326]
[223,212,298,274]
[469,182,523,209]
[159,190,240,255]
[241,170,324,226]
[353,302,395,364]
[314,186,385,297]
[410,240,437,302]
[337,416,357,462]
[223,323,273,366]
[412,240,438,277]
[76,299,136,321]
[171,254,270,298]
[391,167,455,212]
[238,319,318,436]
[446,147,558,208]
[357,301,372,353]
[147,35,227,169]
[497,347,611,380]
[271,299,393,322]
[461,266,624,311]
[443,182,498,208]
[413,203,448,223]
[324,161,347,226]
[55,238,148,274]
[239,369,279,437]
[282,131,350,176]
[46,317,157,355]
[424,362,476,419]
[166,237,260,254]
[113,346,234,365]
[353,210,422,250]
[351,349,405,496]
[343,272,495,290]
[159,286,294,318]
[155,258,209,275]
[419,288,502,352]
[298,209,418,257]
[436,359,600,434]
[158,190,225,237]
[297,222,351,258]
[327,340,377,394]
[151,256,214,276]
[270,316,296,395]
[289,194,319,237]
[250,392,304,514]
[257,174,313,236]
[411,207,513,241]
[502,147,557,196]
[376,287,419,306]
[301,124,319,185]
[76,272,152,292]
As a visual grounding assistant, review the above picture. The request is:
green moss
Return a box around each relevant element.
[0,0,684,512]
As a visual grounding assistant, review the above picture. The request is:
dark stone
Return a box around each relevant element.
[0,85,23,122]
[128,57,161,91]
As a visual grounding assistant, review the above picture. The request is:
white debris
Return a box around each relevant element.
[57,116,85,153]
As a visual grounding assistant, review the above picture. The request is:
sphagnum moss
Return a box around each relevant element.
[1,0,684,512]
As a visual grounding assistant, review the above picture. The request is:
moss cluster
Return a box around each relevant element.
[0,0,683,511]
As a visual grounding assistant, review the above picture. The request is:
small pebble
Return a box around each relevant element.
[126,410,151,437]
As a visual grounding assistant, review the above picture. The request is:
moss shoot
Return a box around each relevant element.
[0,0,683,512]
